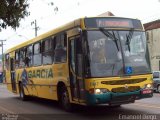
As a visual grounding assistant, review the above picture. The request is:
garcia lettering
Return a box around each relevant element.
[28,68,53,78]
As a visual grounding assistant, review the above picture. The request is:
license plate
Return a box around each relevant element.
[142,89,152,94]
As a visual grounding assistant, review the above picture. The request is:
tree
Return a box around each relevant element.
[0,0,29,31]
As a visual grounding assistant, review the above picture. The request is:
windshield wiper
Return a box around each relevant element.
[126,28,134,51]
[99,28,119,51]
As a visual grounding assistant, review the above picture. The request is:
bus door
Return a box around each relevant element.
[10,58,17,92]
[69,36,85,102]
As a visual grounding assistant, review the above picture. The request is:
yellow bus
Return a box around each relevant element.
[4,17,153,111]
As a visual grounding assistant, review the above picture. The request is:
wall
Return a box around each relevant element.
[146,28,160,71]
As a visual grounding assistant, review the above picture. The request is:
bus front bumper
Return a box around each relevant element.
[86,89,153,106]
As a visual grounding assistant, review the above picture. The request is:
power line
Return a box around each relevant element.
[0,40,6,73]
[31,19,40,37]
[6,0,85,39]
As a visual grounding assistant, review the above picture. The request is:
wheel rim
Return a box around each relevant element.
[62,91,69,107]
[61,88,72,111]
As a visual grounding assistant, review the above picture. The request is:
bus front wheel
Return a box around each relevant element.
[60,86,72,112]
[19,83,28,101]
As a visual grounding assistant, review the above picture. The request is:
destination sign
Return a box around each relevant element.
[97,20,130,28]
[85,18,143,29]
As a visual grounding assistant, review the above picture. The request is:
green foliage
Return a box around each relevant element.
[0,0,29,30]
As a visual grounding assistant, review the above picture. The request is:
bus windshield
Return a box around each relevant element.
[85,30,151,77]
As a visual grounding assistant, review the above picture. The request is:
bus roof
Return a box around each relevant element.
[5,17,82,54]
[5,16,141,54]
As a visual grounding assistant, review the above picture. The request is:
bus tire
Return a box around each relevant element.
[19,83,28,101]
[60,86,72,112]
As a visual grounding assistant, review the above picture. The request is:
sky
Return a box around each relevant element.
[0,0,160,53]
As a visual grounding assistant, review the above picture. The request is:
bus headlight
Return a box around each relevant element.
[146,84,151,88]
[89,88,109,94]
[95,89,101,94]
[144,83,153,89]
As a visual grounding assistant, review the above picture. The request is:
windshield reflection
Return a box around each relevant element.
[120,31,150,74]
[85,30,151,78]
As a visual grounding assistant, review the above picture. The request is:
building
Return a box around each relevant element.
[0,60,2,83]
[98,11,115,17]
[144,19,160,71]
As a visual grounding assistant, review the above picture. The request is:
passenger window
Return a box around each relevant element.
[15,50,20,68]
[25,45,33,67]
[19,49,25,68]
[42,37,53,65]
[33,42,42,66]
[5,54,10,70]
[76,38,83,77]
[54,34,67,63]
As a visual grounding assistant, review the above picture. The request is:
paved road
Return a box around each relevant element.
[0,84,160,120]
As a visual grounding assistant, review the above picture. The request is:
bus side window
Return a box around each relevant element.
[42,37,53,65]
[76,38,83,77]
[5,54,9,70]
[26,45,33,67]
[54,33,67,63]
[15,50,20,68]
[19,48,25,68]
[33,42,42,66]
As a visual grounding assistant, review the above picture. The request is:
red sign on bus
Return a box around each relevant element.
[96,20,131,28]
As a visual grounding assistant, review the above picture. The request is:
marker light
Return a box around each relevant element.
[89,88,109,94]
[95,89,101,94]
[146,84,151,88]
[144,83,153,89]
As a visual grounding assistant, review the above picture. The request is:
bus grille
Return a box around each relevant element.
[112,86,140,93]
[101,78,146,85]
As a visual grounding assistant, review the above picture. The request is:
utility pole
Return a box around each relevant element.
[31,19,39,37]
[0,40,6,76]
